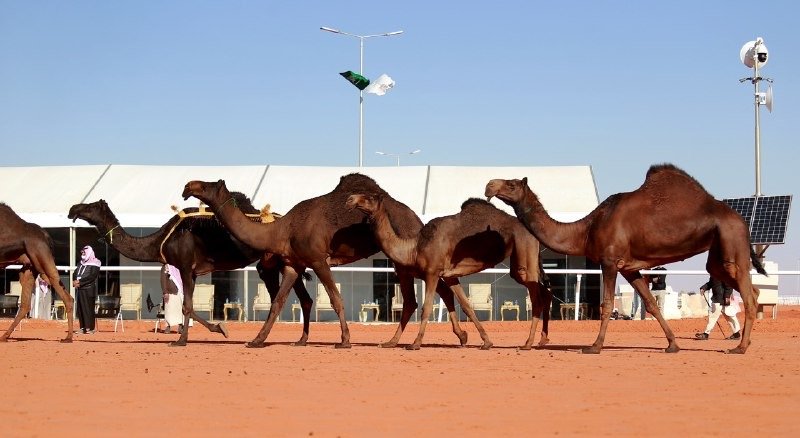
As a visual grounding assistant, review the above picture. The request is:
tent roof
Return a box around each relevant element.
[1,165,599,228]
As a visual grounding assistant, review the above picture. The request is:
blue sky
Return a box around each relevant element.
[1,1,798,292]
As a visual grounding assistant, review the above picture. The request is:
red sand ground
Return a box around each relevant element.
[2,308,800,437]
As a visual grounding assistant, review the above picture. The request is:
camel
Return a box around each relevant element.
[485,163,767,354]
[347,194,553,350]
[67,193,313,346]
[1,203,75,342]
[182,174,474,349]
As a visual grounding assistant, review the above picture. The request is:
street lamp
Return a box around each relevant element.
[375,149,421,166]
[321,26,403,167]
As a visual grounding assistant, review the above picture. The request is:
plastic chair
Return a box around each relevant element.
[95,295,123,332]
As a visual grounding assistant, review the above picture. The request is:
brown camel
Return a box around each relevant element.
[67,193,313,346]
[182,174,473,349]
[347,194,553,350]
[1,203,75,342]
[485,163,767,354]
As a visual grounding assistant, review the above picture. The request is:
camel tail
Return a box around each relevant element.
[750,246,767,276]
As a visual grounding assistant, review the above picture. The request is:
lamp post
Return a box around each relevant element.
[375,149,421,166]
[321,26,403,167]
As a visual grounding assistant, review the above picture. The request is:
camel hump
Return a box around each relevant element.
[460,198,495,210]
[337,173,383,193]
[644,163,708,193]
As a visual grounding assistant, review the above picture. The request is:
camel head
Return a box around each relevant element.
[67,200,115,226]
[485,177,528,207]
[345,193,383,217]
[182,179,229,206]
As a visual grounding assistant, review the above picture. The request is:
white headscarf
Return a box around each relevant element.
[165,264,184,295]
[80,245,102,267]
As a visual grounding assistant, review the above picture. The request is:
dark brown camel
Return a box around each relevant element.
[182,174,472,349]
[485,163,767,354]
[67,193,313,346]
[1,203,75,342]
[347,194,553,350]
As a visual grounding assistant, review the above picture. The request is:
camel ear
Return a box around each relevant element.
[521,177,528,186]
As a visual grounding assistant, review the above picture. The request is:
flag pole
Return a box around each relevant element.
[320,27,403,167]
[359,36,364,167]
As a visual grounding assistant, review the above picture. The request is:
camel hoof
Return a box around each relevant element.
[291,340,307,347]
[217,323,229,338]
[169,341,187,347]
[0,337,9,343]
[380,341,398,348]
[59,338,73,344]
[480,342,493,350]
[405,344,421,351]
[519,345,533,351]
[334,342,352,349]
[246,341,267,348]
[457,332,468,346]
[581,346,601,354]
[725,347,746,354]
[665,344,680,353]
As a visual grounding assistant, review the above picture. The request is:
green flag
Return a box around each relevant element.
[339,71,370,90]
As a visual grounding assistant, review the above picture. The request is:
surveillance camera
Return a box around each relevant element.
[757,50,768,63]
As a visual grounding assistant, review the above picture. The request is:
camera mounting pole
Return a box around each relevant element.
[739,37,773,197]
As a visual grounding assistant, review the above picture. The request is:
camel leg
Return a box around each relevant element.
[382,270,418,348]
[248,267,298,348]
[170,270,229,346]
[712,252,757,354]
[0,267,35,341]
[407,274,440,350]
[625,273,679,353]
[449,280,493,350]
[27,251,75,342]
[436,279,468,346]
[538,283,553,346]
[293,277,313,346]
[729,278,757,355]
[521,282,549,350]
[172,273,196,347]
[583,268,618,354]
[311,262,350,348]
[257,263,311,346]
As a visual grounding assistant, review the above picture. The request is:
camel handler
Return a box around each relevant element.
[160,264,191,333]
[695,276,741,340]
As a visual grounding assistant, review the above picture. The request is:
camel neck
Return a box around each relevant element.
[95,218,168,263]
[368,210,417,266]
[514,189,589,256]
[210,193,282,254]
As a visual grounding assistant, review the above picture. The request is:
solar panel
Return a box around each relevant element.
[723,195,792,244]
[723,197,756,230]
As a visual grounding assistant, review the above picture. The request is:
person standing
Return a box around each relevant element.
[160,264,185,334]
[647,266,667,316]
[72,245,101,334]
[695,276,741,340]
[31,274,52,319]
[629,288,646,320]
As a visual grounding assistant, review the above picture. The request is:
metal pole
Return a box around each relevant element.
[359,37,364,167]
[574,274,582,321]
[754,58,762,196]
